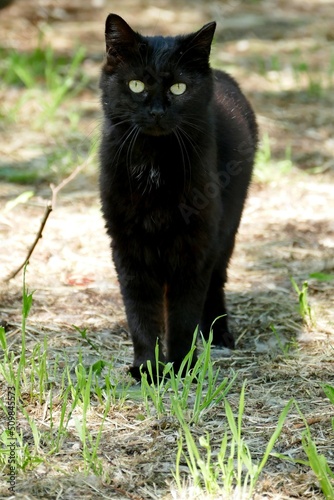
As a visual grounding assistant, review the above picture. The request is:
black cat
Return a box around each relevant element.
[99,14,258,379]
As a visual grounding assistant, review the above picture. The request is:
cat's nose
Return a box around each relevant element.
[149,106,165,120]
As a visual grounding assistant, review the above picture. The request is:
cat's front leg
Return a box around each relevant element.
[118,272,165,379]
[166,276,209,371]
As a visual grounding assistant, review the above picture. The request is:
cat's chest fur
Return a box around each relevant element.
[105,133,206,235]
[115,167,185,236]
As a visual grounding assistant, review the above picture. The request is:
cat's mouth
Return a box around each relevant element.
[140,120,174,137]
[142,125,172,137]
[138,114,174,137]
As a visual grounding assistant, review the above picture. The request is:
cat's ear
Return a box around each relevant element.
[180,22,216,66]
[104,14,141,63]
[190,22,216,54]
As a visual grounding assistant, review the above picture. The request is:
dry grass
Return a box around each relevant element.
[1,0,334,498]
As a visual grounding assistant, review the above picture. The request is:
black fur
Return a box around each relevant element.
[99,14,258,378]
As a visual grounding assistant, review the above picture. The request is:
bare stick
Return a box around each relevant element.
[4,204,52,282]
[50,161,86,209]
[3,161,87,282]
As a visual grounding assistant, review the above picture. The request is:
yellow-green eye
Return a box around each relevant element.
[170,83,187,95]
[128,80,145,93]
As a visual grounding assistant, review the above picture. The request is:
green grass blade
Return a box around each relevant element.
[255,399,293,480]
[302,430,334,498]
[224,398,238,440]
[310,272,334,282]
[0,326,7,350]
[323,384,334,405]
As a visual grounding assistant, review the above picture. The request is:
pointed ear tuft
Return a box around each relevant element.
[178,21,216,70]
[105,13,140,59]
[189,21,216,56]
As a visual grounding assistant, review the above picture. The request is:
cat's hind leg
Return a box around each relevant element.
[200,268,235,348]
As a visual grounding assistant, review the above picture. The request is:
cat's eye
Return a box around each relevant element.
[128,80,145,93]
[170,83,187,96]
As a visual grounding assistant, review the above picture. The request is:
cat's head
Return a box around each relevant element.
[100,14,216,137]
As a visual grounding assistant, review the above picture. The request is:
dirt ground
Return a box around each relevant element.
[0,0,333,499]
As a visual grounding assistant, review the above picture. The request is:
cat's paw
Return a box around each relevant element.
[128,364,162,384]
[128,365,142,381]
[212,330,235,349]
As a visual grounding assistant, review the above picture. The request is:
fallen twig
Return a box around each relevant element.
[3,161,87,282]
[50,161,86,209]
[4,203,52,282]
